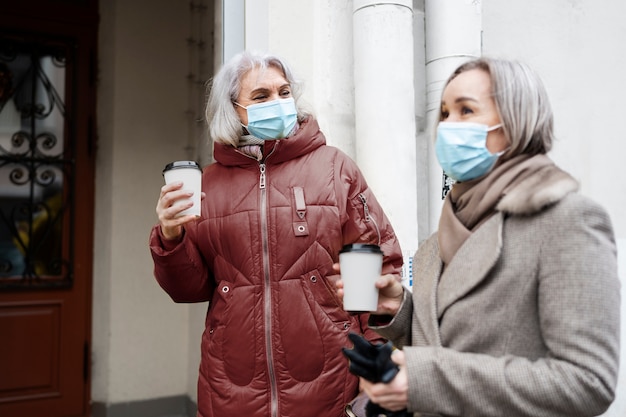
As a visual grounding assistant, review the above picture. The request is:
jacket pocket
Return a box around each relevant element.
[304,268,352,326]
[207,276,259,386]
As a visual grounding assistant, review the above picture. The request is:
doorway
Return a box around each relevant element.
[0,2,97,416]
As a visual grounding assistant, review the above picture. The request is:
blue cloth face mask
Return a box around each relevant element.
[435,122,504,182]
[236,97,298,140]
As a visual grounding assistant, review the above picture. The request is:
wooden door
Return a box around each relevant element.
[0,2,97,416]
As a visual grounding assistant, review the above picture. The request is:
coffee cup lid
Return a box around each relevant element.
[163,160,202,174]
[339,243,383,254]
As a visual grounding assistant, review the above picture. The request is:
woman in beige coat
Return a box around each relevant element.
[338,57,621,417]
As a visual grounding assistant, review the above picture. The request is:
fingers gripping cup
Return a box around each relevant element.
[162,160,202,217]
[339,244,383,312]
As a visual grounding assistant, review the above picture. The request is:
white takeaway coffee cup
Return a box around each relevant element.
[339,243,383,312]
[162,160,202,217]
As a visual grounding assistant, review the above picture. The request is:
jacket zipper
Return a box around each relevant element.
[259,162,278,417]
[358,192,381,246]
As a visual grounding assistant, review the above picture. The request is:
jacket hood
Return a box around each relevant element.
[213,117,326,167]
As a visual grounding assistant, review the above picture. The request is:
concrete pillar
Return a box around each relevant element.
[424,0,481,232]
[353,0,418,271]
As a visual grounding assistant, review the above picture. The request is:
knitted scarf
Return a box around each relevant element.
[437,153,562,265]
[237,135,265,161]
[236,123,300,160]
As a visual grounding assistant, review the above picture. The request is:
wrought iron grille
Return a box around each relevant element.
[0,35,74,289]
[442,172,454,200]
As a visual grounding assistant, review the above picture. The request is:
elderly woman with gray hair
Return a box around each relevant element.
[150,50,403,417]
[337,57,621,417]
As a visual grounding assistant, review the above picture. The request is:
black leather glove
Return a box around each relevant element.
[343,332,399,383]
[342,332,410,417]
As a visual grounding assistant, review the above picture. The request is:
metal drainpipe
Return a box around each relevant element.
[353,0,418,262]
[424,0,482,232]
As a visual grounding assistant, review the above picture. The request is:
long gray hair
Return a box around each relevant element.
[205,50,310,146]
[442,57,555,157]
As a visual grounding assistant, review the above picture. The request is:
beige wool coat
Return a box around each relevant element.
[374,170,621,417]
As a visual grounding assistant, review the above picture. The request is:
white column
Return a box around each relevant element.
[244,0,269,52]
[353,0,417,279]
[221,0,245,63]
[424,0,482,232]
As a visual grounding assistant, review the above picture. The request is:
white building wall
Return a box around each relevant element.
[94,0,193,405]
[483,0,626,239]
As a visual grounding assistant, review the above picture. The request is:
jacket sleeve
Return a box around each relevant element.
[335,152,404,278]
[149,223,214,303]
[398,196,620,417]
[334,151,404,345]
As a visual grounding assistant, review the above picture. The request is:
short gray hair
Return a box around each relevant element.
[442,57,554,157]
[205,50,310,146]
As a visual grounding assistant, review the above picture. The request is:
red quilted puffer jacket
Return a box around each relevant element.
[150,117,403,417]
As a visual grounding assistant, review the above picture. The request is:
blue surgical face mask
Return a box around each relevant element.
[435,122,504,182]
[236,97,298,140]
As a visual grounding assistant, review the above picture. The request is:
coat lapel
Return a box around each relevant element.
[437,213,504,318]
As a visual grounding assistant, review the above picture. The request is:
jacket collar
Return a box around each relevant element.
[437,214,503,319]
[213,117,326,167]
[414,215,503,345]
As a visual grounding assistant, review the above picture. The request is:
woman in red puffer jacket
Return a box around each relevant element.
[150,50,403,417]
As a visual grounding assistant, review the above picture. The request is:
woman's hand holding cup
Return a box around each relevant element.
[156,181,203,240]
[157,160,204,240]
[372,273,404,316]
[333,262,404,316]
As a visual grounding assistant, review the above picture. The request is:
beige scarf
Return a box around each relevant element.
[438,153,558,265]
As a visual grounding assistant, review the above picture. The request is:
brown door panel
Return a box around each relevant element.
[0,3,97,416]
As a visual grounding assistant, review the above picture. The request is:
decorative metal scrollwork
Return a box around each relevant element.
[0,36,74,289]
[442,172,454,200]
